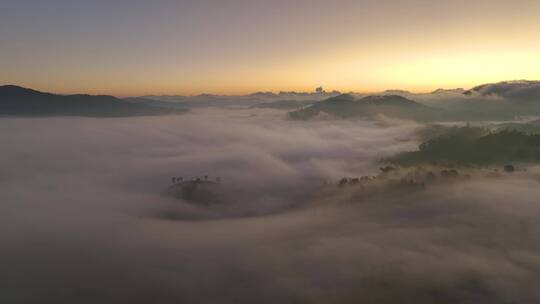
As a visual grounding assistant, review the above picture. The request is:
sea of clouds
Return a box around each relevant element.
[1,108,539,303]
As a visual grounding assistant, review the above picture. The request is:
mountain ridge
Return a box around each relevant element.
[0,85,187,117]
[288,94,445,121]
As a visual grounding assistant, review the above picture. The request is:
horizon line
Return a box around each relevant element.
[2,79,538,98]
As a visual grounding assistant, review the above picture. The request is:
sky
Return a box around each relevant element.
[1,0,540,96]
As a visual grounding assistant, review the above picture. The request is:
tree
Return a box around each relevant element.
[504,165,515,173]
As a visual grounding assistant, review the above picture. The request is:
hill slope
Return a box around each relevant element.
[464,80,540,100]
[393,129,540,165]
[0,85,187,117]
[288,94,445,121]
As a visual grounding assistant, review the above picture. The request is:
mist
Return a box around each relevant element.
[1,108,539,303]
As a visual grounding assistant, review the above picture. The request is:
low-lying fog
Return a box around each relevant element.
[1,108,539,303]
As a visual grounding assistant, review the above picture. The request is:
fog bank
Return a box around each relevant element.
[1,109,539,303]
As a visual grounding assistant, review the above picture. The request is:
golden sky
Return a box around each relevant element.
[1,0,539,96]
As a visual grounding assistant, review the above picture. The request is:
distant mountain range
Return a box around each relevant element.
[139,90,342,108]
[249,99,317,110]
[2,80,540,120]
[0,85,187,117]
[289,81,540,122]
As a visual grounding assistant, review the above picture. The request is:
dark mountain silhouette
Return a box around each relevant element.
[139,94,265,108]
[382,89,412,95]
[288,94,446,121]
[249,91,279,98]
[431,88,465,94]
[0,85,186,117]
[139,89,341,108]
[123,97,190,110]
[249,99,317,110]
[464,80,540,100]
[432,81,540,120]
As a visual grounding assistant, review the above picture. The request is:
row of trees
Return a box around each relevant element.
[171,176,221,184]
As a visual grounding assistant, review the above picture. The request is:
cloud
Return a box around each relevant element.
[1,109,539,303]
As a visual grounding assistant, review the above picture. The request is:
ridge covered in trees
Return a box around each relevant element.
[393,128,540,165]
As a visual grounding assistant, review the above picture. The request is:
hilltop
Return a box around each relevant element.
[288,94,445,121]
[464,80,540,100]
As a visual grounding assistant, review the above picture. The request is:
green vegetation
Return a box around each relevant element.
[416,124,488,141]
[393,129,540,166]
[493,119,540,134]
